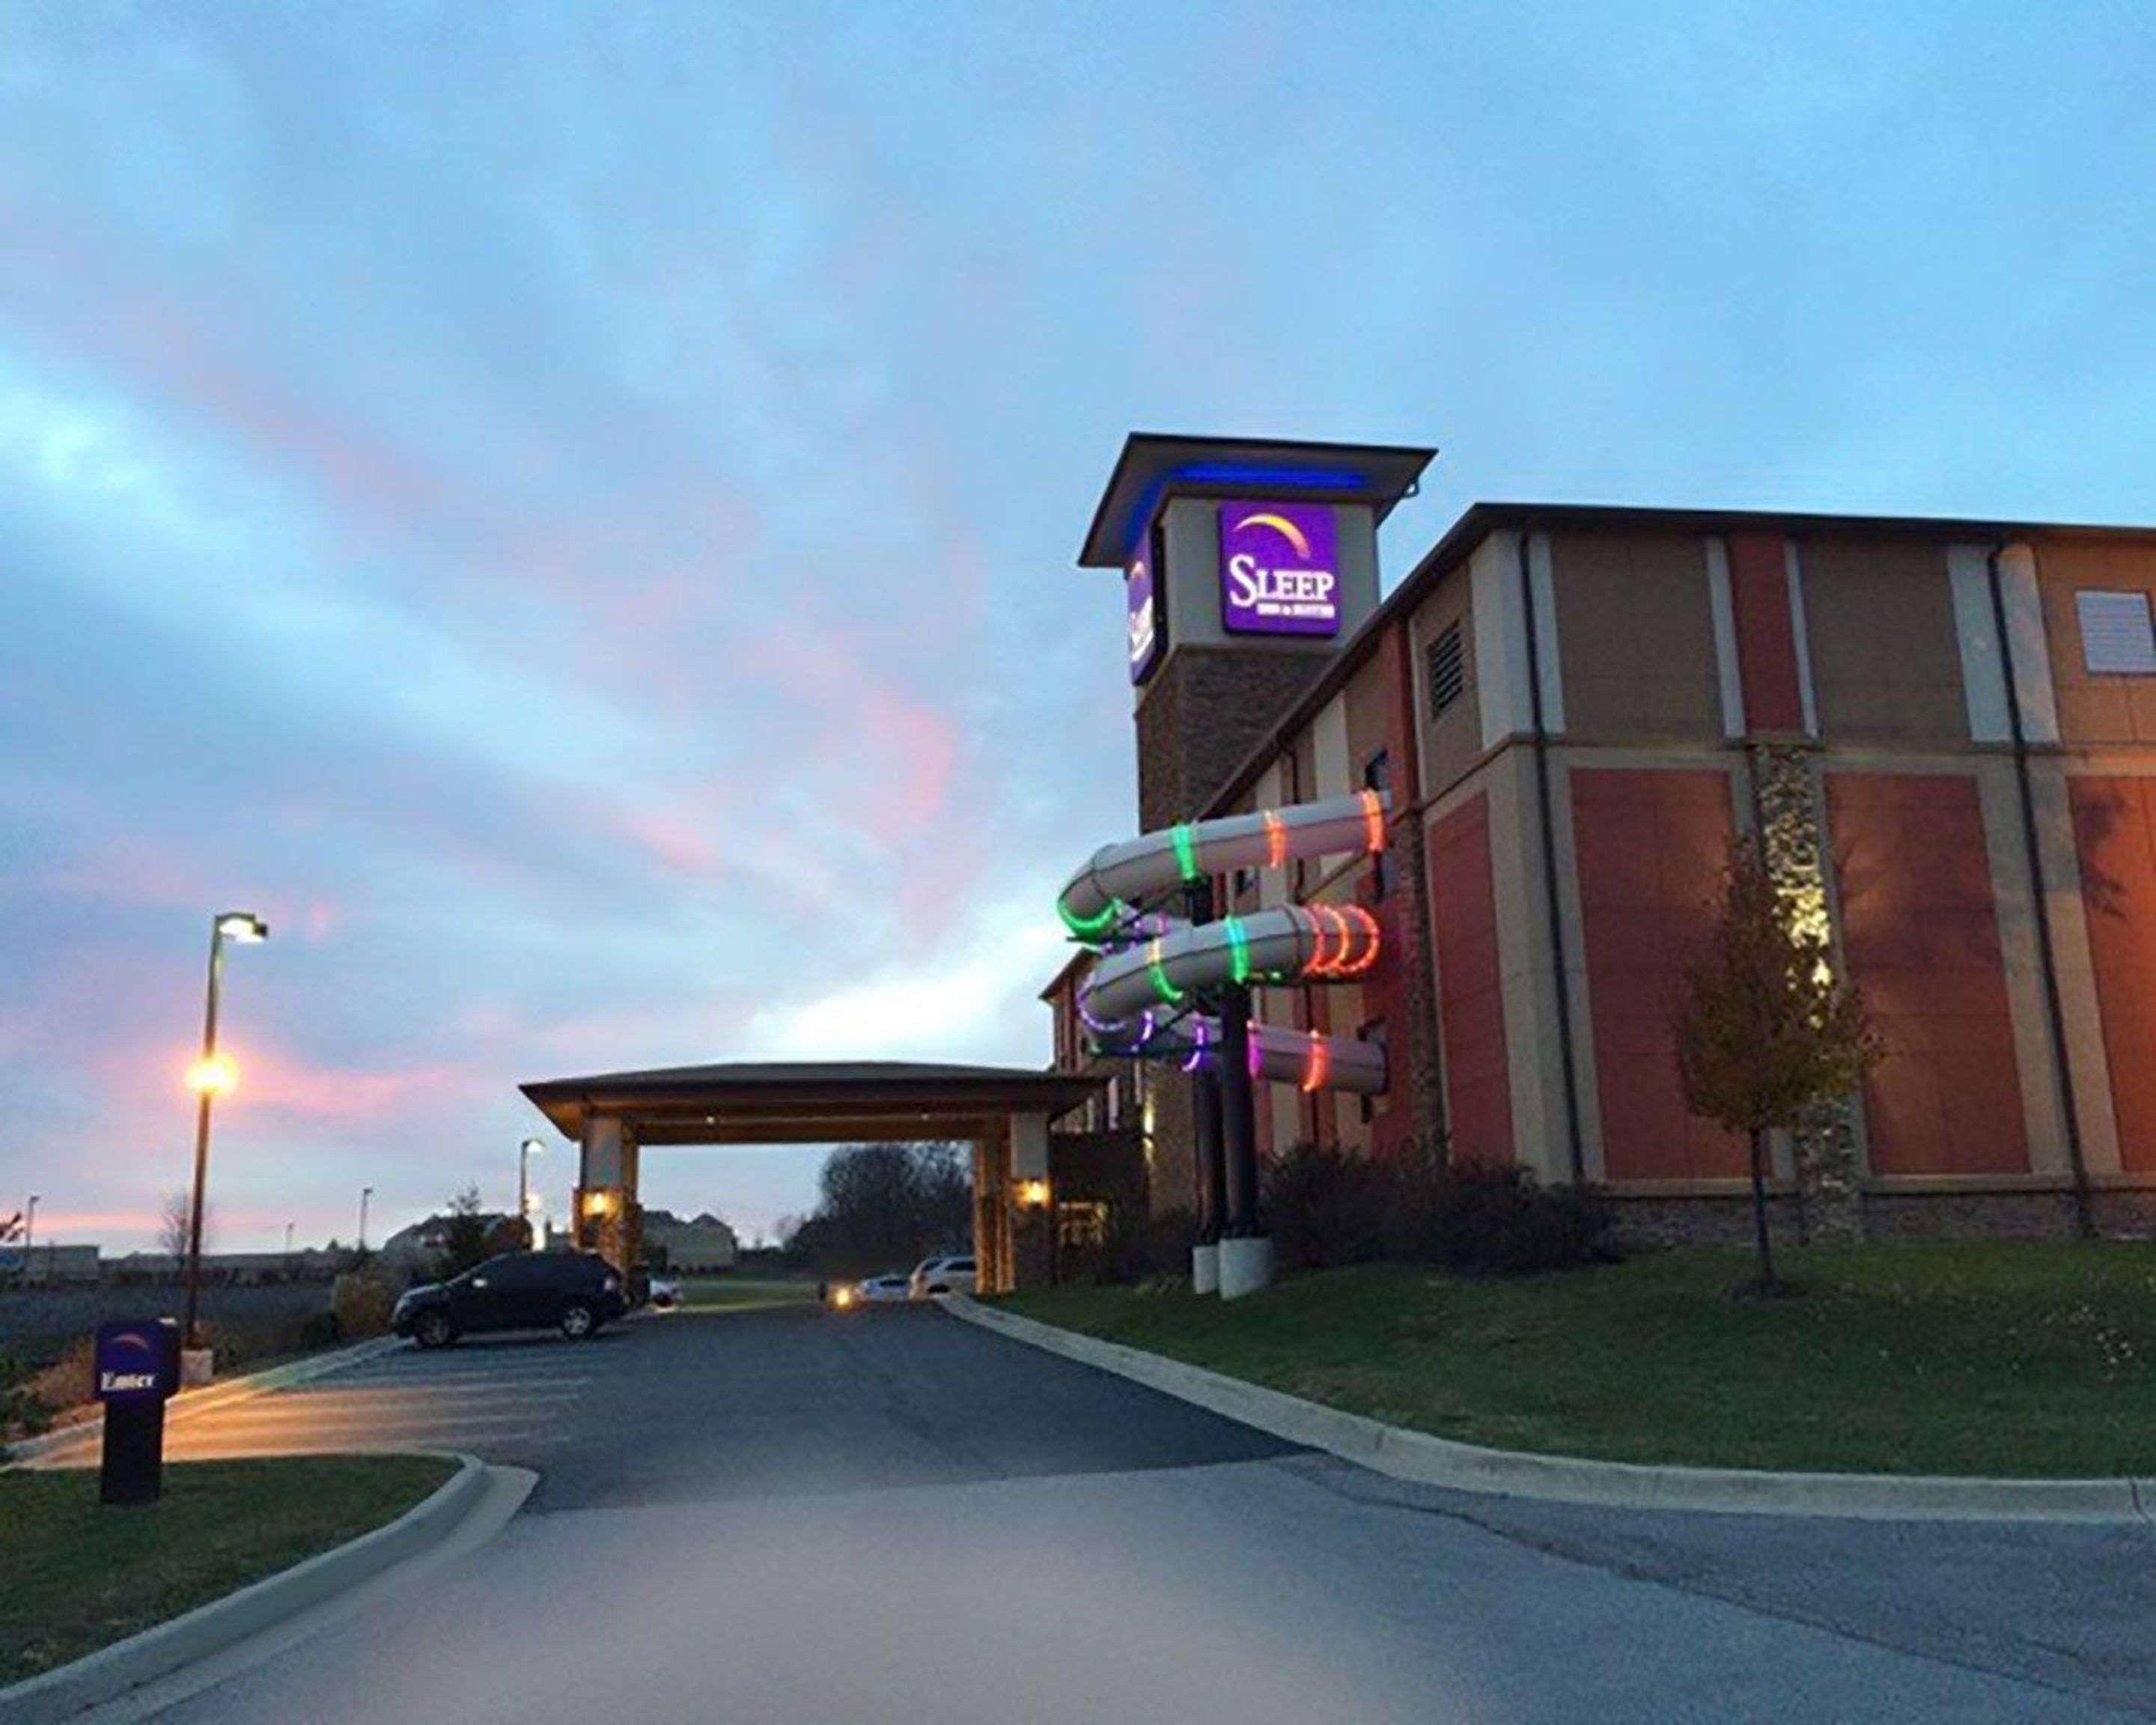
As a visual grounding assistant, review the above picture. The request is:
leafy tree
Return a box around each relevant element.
[784,1143,973,1277]
[439,1184,493,1276]
[1674,840,1880,1293]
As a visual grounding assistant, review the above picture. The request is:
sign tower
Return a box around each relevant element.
[1079,433,1435,829]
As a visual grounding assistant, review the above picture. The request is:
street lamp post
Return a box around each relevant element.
[519,1140,543,1247]
[180,911,269,1354]
[23,1194,37,1286]
[359,1187,374,1253]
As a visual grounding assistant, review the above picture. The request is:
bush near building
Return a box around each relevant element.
[1258,1143,1618,1279]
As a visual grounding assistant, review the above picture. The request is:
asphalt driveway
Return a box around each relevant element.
[121,1303,2156,1723]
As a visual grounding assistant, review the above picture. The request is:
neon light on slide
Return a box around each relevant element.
[1146,938,1184,1006]
[1300,1032,1330,1094]
[1171,824,1200,883]
[1224,916,1251,985]
[1263,811,1288,869]
[1059,896,1122,940]
[1360,789,1386,854]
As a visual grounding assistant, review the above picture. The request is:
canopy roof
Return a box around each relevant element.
[520,1060,1101,1146]
[1077,431,1436,568]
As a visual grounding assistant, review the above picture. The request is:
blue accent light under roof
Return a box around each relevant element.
[1122,462,1371,557]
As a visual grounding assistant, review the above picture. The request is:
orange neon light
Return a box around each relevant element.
[1301,1032,1330,1093]
[1303,904,1337,977]
[1338,905,1383,976]
[1263,810,1288,870]
[1359,789,1386,855]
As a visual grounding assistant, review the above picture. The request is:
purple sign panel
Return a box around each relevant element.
[1127,550,1162,682]
[1218,502,1340,636]
[94,1319,178,1405]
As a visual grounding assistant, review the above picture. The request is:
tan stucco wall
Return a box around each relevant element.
[1800,536,1965,742]
[2030,538,2156,745]
[1547,531,1720,740]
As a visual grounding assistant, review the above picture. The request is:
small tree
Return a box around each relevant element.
[439,1185,492,1276]
[159,1190,207,1263]
[1673,840,1880,1294]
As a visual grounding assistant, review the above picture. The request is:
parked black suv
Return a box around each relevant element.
[392,1250,626,1348]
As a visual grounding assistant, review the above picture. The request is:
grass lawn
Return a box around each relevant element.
[677,1276,819,1313]
[0,1455,457,1686]
[1002,1242,2156,1477]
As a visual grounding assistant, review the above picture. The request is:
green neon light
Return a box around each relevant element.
[1225,916,1251,985]
[1171,823,1199,882]
[1147,942,1185,1006]
[1058,896,1121,939]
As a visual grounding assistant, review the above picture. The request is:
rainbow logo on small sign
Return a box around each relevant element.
[1127,551,1162,682]
[1219,502,1339,636]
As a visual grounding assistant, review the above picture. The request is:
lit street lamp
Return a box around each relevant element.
[181,911,270,1354]
[359,1186,374,1253]
[519,1139,543,1247]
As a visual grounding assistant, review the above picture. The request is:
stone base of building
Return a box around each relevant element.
[1610,1181,2156,1249]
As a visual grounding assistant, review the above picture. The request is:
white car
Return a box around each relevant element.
[908,1255,977,1299]
[856,1274,911,1304]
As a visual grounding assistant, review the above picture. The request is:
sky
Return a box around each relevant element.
[3,1,2153,1253]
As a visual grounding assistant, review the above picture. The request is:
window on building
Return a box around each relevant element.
[1428,621,1467,714]
[1356,1020,1388,1124]
[1362,749,1392,901]
[2078,591,2156,675]
[1233,865,1255,902]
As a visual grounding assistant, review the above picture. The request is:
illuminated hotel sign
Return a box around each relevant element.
[1218,502,1339,636]
[1127,550,1162,682]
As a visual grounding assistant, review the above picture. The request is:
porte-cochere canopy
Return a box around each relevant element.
[520,1060,1103,1293]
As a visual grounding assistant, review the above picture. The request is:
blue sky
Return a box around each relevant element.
[3,2,2152,1250]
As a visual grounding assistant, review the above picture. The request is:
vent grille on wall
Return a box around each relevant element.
[2078,590,2156,675]
[1428,621,1467,714]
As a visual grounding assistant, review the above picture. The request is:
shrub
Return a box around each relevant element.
[0,1345,55,1439]
[1422,1163,1618,1277]
[298,1309,343,1351]
[332,1268,399,1338]
[1263,1143,1392,1270]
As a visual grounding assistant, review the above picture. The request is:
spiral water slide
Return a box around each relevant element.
[1056,789,1392,1093]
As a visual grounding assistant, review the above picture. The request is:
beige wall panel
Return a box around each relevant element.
[1801,537,1965,741]
[1970,756,2082,1177]
[1547,531,1720,742]
[2030,539,2156,746]
[1410,566,1481,796]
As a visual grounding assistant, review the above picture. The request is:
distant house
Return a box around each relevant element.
[378,1212,520,1276]
[642,1210,739,1274]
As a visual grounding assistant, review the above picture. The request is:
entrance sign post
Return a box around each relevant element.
[95,1318,181,1506]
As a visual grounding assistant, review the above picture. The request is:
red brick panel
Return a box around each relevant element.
[1825,773,2029,1175]
[2068,777,2156,1173]
[1429,794,1514,1165]
[1726,531,1805,733]
[1571,770,1749,1181]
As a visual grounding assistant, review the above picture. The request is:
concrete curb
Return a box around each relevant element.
[4,1336,404,1467]
[0,1451,486,1724]
[943,1294,2156,1525]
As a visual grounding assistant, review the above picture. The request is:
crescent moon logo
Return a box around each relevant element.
[1231,512,1312,560]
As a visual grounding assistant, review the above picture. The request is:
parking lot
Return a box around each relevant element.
[30,1300,2156,1721]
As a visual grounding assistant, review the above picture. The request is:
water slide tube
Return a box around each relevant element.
[1104,1012,1389,1096]
[1058,790,1391,1093]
